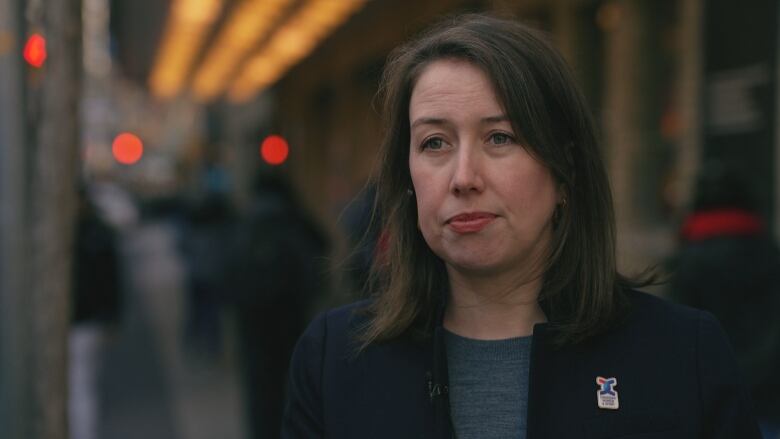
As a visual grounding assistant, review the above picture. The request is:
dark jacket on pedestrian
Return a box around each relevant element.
[671,207,780,423]
[282,289,760,438]
[72,197,121,325]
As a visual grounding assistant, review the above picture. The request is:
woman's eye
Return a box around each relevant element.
[422,137,444,150]
[489,133,513,145]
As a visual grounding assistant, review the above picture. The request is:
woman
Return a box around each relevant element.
[282,14,760,438]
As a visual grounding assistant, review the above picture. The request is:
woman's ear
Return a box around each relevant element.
[557,184,567,205]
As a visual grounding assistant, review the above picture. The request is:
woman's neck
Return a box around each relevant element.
[443,269,547,340]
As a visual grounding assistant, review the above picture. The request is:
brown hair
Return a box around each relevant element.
[360,13,636,347]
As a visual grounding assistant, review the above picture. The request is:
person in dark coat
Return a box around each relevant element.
[232,172,329,439]
[72,188,122,326]
[181,189,235,359]
[70,187,122,439]
[671,162,780,438]
[281,14,760,438]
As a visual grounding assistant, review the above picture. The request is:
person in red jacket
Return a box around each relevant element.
[671,162,780,438]
[282,14,761,438]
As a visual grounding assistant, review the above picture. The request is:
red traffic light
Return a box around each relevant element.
[112,132,144,165]
[23,33,47,68]
[260,135,289,166]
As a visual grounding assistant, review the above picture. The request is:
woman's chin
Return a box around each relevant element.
[444,256,505,277]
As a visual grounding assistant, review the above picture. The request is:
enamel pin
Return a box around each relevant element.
[596,376,619,410]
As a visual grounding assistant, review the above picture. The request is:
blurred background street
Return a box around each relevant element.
[1,0,779,438]
[99,220,245,439]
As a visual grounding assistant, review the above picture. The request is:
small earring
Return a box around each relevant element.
[553,196,567,227]
[407,188,414,196]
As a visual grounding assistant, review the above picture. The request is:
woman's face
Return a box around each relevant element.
[408,59,559,279]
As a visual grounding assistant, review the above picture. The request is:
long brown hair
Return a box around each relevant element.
[360,13,636,347]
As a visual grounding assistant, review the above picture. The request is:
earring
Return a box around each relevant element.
[553,196,567,226]
[407,188,414,196]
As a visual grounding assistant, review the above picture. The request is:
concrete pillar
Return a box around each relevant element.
[601,0,678,273]
[674,0,703,216]
[602,0,644,228]
[1,0,81,436]
[29,0,82,437]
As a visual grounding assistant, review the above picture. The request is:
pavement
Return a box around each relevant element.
[98,220,246,439]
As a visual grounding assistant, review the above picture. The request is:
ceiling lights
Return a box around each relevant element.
[149,0,224,98]
[228,0,366,102]
[191,0,295,101]
[149,0,366,102]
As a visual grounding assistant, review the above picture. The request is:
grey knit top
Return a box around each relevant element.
[444,329,532,439]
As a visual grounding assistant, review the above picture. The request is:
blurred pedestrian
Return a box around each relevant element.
[282,14,761,438]
[340,184,385,296]
[181,166,236,361]
[231,172,329,439]
[69,187,123,439]
[671,161,780,438]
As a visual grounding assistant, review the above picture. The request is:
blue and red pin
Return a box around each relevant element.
[596,376,619,410]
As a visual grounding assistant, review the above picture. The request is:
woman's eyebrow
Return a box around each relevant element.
[480,114,509,124]
[411,115,508,129]
[410,117,451,130]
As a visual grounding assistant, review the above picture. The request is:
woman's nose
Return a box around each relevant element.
[449,147,485,195]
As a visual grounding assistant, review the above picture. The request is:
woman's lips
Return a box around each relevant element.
[447,212,497,233]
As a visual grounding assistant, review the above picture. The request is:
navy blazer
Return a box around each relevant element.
[282,290,761,438]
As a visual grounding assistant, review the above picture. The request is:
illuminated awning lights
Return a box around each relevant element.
[149,0,224,99]
[192,0,295,101]
[227,0,366,102]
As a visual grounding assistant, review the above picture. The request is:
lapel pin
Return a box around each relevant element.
[596,376,619,410]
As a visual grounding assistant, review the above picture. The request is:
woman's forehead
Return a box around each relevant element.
[409,60,505,121]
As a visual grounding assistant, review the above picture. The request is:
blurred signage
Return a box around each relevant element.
[703,0,777,223]
[707,63,770,135]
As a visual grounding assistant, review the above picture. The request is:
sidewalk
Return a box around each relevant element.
[99,220,246,439]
